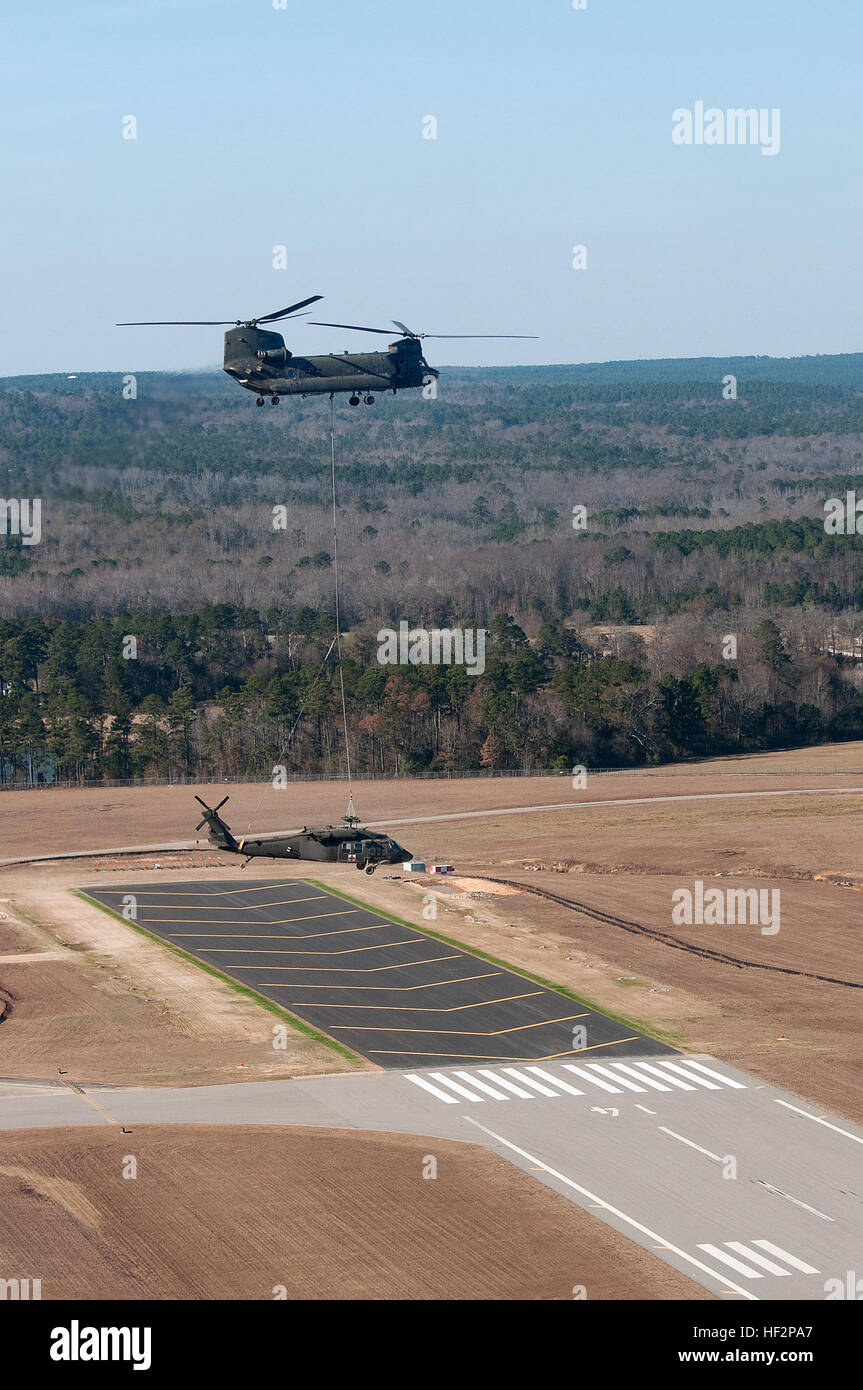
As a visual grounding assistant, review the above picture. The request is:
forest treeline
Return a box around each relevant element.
[1,361,862,782]
[1,607,862,785]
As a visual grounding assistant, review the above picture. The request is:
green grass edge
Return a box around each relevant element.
[75,889,365,1067]
[305,877,681,1047]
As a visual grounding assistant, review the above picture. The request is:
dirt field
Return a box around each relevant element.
[2,743,863,863]
[0,864,365,1086]
[0,744,861,1113]
[0,1124,709,1300]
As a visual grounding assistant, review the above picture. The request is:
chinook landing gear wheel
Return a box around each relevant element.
[365,864,375,874]
[364,395,375,405]
[355,860,366,871]
[269,395,280,405]
[255,397,264,407]
[349,395,360,406]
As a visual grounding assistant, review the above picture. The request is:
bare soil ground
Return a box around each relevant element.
[2,742,863,862]
[0,864,366,1085]
[0,1124,709,1300]
[0,743,861,1115]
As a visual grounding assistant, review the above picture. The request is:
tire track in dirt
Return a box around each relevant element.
[480,877,863,990]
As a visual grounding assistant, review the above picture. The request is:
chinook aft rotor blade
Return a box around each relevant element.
[418,333,539,339]
[256,296,323,323]
[309,321,399,335]
[310,320,537,341]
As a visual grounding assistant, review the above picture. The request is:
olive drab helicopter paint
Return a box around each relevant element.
[194,797,412,873]
[117,295,536,405]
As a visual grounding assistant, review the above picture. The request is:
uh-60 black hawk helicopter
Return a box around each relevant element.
[194,796,413,873]
[117,295,536,406]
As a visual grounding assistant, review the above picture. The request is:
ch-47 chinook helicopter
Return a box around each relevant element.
[117,295,536,406]
[194,796,413,873]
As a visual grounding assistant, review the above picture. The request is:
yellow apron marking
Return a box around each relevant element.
[323,1012,590,1037]
[146,907,363,927]
[367,1037,642,1060]
[282,992,545,1012]
[255,960,486,979]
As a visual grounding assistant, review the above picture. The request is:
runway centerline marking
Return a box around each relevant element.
[462,1117,758,1301]
[658,1126,723,1163]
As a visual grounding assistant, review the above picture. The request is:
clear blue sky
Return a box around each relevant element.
[1,0,859,373]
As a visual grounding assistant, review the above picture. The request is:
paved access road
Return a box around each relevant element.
[84,879,671,1068]
[1,1054,860,1302]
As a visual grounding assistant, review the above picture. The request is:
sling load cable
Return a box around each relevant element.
[329,394,356,823]
[240,399,355,832]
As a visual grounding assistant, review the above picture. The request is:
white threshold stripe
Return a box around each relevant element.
[753,1239,819,1275]
[563,1064,621,1093]
[611,1062,672,1091]
[478,1068,533,1098]
[774,1098,863,1145]
[659,1060,721,1090]
[503,1067,557,1097]
[405,1073,459,1104]
[526,1066,584,1095]
[684,1060,746,1088]
[659,1127,723,1163]
[588,1063,646,1092]
[428,1072,484,1102]
[453,1070,509,1100]
[635,1062,695,1090]
[726,1243,790,1277]
[698,1244,763,1279]
[462,1117,758,1301]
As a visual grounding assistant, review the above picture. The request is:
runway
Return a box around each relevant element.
[83,878,671,1068]
[1,1056,860,1301]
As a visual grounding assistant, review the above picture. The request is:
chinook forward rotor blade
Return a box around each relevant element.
[118,295,324,329]
[116,319,238,326]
